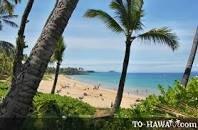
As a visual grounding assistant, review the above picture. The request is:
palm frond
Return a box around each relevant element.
[0,0,21,15]
[2,19,18,27]
[110,0,129,32]
[0,0,14,15]
[131,0,144,11]
[137,27,179,51]
[52,36,66,62]
[1,14,17,19]
[84,9,124,33]
[0,40,15,56]
[130,0,144,31]
[0,5,6,14]
[110,0,144,33]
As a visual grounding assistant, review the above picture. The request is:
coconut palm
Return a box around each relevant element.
[0,40,15,55]
[84,0,179,112]
[0,51,14,78]
[12,0,34,86]
[0,41,14,79]
[181,27,198,87]
[0,0,79,129]
[0,6,18,30]
[51,36,66,94]
[0,0,21,14]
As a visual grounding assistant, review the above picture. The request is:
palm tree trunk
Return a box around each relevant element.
[44,0,58,28]
[51,61,61,94]
[113,40,132,112]
[181,27,198,87]
[0,0,79,129]
[12,0,34,84]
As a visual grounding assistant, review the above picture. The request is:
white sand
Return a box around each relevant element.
[38,75,144,108]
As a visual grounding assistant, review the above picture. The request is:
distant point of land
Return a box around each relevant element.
[109,70,117,73]
[87,70,95,73]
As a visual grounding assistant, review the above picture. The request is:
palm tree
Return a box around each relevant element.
[84,0,179,112]
[0,41,15,78]
[0,7,18,30]
[0,40,15,55]
[0,0,21,15]
[0,0,79,129]
[12,0,34,86]
[181,27,198,87]
[51,36,66,94]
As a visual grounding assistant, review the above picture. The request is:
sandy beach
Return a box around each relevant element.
[38,75,144,108]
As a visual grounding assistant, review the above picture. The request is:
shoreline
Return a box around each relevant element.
[70,75,155,97]
[38,75,145,108]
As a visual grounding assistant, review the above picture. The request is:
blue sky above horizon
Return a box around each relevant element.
[0,0,198,73]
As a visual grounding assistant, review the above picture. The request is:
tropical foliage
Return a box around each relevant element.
[0,83,95,130]
[51,36,66,94]
[129,77,198,118]
[46,67,87,75]
[0,40,15,55]
[51,36,66,64]
[0,52,13,78]
[87,78,198,130]
[0,0,21,14]
[0,0,196,129]
[1,78,197,129]
[84,0,179,111]
[0,5,18,30]
[0,41,15,79]
[0,1,79,128]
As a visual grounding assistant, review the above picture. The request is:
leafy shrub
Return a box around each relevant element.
[0,78,197,130]
[0,83,96,129]
[34,93,95,116]
[22,93,95,130]
[130,77,198,118]
[98,78,198,130]
[0,82,8,100]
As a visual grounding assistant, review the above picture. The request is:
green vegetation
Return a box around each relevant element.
[113,78,198,119]
[0,82,8,97]
[87,78,198,130]
[51,36,66,94]
[42,74,52,80]
[0,0,197,129]
[46,67,89,75]
[0,84,95,116]
[0,49,14,80]
[0,83,96,130]
[33,93,95,116]
[129,77,198,118]
[22,93,96,130]
[0,0,21,15]
[0,78,197,129]
[0,5,18,30]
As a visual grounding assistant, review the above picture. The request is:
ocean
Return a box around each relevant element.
[70,72,198,95]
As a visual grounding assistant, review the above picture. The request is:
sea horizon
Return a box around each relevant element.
[85,71,198,74]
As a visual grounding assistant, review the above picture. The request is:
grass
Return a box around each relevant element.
[42,73,53,80]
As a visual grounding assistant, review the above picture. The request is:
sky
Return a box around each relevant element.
[0,0,198,73]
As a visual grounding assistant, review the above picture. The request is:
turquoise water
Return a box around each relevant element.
[70,72,198,95]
